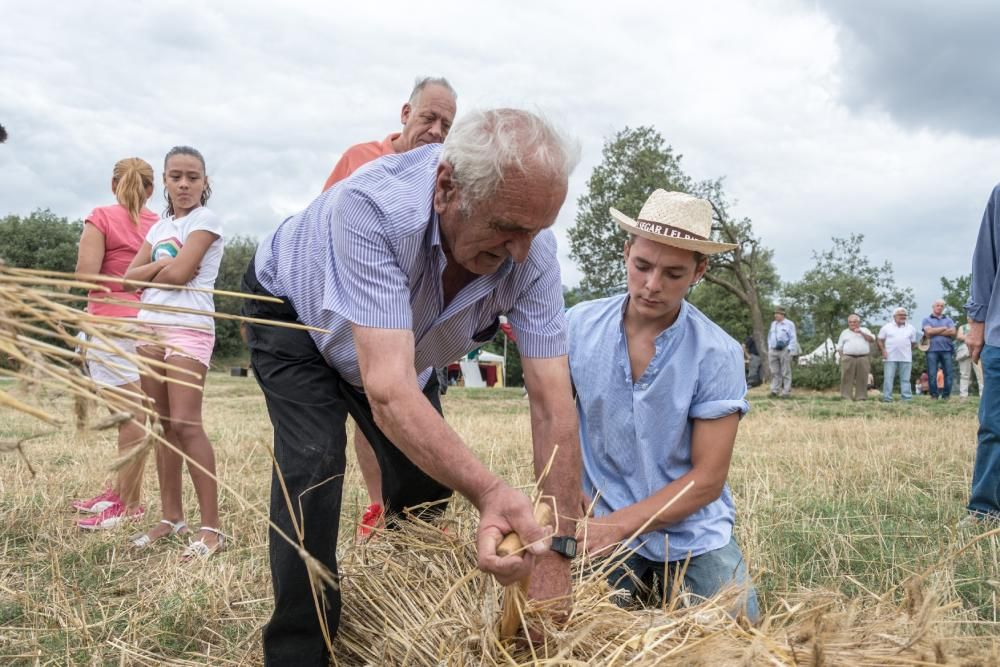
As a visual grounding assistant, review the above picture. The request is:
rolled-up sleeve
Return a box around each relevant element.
[966,185,1000,322]
[506,232,568,358]
[325,188,412,330]
[690,342,750,420]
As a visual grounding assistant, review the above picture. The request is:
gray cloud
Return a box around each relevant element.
[820,0,1000,137]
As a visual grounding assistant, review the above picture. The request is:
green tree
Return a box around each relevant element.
[0,209,83,271]
[692,179,780,373]
[568,127,692,296]
[212,235,258,360]
[783,234,915,342]
[688,280,755,340]
[940,273,971,321]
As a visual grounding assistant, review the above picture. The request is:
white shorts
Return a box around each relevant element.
[85,336,140,387]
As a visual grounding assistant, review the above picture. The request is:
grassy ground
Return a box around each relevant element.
[1,376,998,664]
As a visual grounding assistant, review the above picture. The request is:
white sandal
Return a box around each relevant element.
[130,518,188,549]
[180,526,227,560]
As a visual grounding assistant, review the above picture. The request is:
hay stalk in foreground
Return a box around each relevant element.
[334,513,987,666]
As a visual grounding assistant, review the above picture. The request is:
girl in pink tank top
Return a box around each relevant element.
[72,158,157,530]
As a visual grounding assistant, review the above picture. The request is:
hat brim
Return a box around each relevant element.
[611,208,737,255]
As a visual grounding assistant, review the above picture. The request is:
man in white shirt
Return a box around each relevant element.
[877,307,918,402]
[836,314,875,401]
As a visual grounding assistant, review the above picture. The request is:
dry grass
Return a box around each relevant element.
[3,380,1000,664]
[1,269,998,664]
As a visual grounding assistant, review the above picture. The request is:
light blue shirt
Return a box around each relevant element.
[567,296,749,562]
[967,183,1000,346]
[253,144,567,387]
[767,318,798,354]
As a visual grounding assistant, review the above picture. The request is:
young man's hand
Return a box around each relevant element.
[577,514,626,557]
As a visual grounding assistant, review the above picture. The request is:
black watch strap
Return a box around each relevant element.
[550,535,578,559]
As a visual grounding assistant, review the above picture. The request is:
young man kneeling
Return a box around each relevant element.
[567,190,759,622]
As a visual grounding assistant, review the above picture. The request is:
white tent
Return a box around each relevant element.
[798,337,839,366]
[455,351,506,388]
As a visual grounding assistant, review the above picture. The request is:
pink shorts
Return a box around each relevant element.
[137,326,215,368]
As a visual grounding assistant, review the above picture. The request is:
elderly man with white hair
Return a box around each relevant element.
[878,307,919,402]
[836,313,875,401]
[242,109,584,665]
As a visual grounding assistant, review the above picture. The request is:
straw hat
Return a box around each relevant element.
[610,189,737,254]
[774,306,787,315]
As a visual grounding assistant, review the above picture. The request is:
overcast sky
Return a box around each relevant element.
[2,0,998,320]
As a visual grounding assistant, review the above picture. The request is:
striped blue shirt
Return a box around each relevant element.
[567,296,749,562]
[253,144,567,387]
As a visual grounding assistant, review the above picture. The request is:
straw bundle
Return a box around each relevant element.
[334,511,991,666]
[0,265,338,592]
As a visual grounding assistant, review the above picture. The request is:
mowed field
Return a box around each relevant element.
[1,374,999,665]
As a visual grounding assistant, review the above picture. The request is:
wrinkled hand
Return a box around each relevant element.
[968,321,986,363]
[577,515,626,558]
[476,482,551,586]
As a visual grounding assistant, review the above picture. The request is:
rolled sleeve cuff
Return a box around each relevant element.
[966,300,988,322]
[516,331,568,359]
[690,398,750,421]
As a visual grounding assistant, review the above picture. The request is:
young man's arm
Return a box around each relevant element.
[579,412,739,556]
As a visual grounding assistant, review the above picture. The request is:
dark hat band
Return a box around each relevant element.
[635,218,707,241]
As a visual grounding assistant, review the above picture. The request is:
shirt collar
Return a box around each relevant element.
[617,296,690,340]
[382,132,402,154]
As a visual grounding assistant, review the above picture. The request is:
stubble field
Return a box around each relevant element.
[1,375,999,665]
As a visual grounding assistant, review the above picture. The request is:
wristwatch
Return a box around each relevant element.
[550,535,578,559]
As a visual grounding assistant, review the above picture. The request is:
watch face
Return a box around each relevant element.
[552,536,578,559]
[564,538,577,558]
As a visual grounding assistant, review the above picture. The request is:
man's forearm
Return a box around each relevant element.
[369,388,500,508]
[529,407,583,534]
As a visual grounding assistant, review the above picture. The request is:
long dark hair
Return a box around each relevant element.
[163,145,212,217]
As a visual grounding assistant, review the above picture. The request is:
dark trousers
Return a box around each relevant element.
[926,350,954,398]
[241,260,451,667]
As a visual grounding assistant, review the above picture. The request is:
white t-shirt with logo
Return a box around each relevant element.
[878,321,918,362]
[138,207,224,332]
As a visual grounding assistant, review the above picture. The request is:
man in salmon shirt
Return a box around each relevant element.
[320,76,457,191]
[322,76,457,539]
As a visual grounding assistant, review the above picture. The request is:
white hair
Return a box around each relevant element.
[409,76,456,105]
[440,108,581,212]
[893,307,908,316]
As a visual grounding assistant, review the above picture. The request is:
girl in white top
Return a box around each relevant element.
[124,146,226,558]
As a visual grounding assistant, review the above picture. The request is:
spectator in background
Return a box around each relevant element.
[915,371,929,395]
[743,333,762,388]
[767,306,798,398]
[836,314,874,401]
[955,320,984,399]
[877,307,918,402]
[921,299,957,400]
[319,76,458,540]
[320,77,457,192]
[964,183,1000,525]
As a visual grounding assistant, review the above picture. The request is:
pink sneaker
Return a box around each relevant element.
[77,503,145,531]
[72,488,121,514]
[357,503,384,541]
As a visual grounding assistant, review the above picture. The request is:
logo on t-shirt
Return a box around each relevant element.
[151,237,183,261]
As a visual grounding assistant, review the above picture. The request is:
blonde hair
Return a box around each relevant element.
[112,158,154,226]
